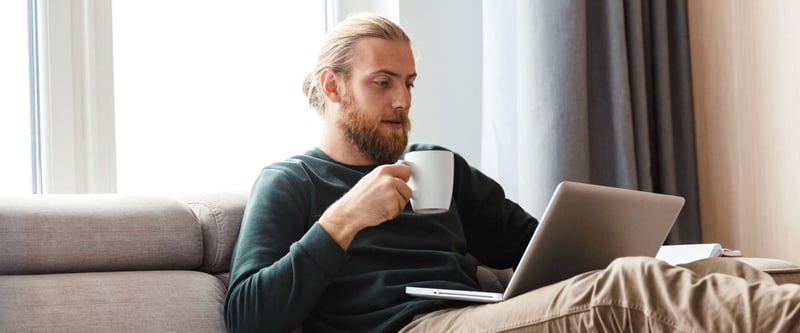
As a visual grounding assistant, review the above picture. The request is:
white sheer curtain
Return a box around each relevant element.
[482,1,590,218]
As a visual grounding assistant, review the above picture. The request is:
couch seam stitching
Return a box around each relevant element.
[183,201,205,270]
[185,201,224,272]
[210,202,225,271]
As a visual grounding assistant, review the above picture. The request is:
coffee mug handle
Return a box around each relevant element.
[396,160,416,199]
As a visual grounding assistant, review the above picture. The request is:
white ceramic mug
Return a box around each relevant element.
[402,150,454,214]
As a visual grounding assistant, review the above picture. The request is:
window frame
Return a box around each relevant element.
[35,0,117,193]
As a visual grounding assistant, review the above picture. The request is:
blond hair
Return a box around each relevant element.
[302,13,410,115]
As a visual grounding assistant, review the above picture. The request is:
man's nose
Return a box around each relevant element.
[392,86,411,110]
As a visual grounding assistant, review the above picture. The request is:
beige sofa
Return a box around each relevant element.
[2,193,799,332]
[0,193,247,332]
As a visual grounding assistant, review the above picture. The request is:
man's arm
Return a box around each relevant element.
[224,162,411,332]
[225,165,337,332]
[318,163,412,249]
[451,152,539,269]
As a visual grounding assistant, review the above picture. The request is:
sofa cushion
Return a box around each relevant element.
[0,195,204,274]
[0,270,226,332]
[734,257,800,284]
[181,193,248,274]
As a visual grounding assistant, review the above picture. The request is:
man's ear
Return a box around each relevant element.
[320,69,342,103]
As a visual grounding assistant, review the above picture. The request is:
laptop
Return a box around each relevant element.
[405,181,685,303]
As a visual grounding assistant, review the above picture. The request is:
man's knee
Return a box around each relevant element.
[606,256,668,275]
[679,257,775,283]
[597,256,679,294]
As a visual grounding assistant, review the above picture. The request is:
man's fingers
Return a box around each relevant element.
[396,177,412,202]
[380,162,411,182]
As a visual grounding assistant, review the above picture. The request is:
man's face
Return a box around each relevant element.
[337,38,416,164]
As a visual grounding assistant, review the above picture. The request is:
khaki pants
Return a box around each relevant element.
[400,257,800,332]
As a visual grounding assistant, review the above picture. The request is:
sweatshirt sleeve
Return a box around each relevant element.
[224,164,349,332]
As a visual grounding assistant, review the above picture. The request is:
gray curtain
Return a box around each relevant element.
[481,0,699,244]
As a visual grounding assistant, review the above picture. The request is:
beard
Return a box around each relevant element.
[339,93,410,165]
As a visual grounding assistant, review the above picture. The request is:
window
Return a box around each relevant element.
[0,1,34,194]
[112,1,326,194]
[21,2,479,195]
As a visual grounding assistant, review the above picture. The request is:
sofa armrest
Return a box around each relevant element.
[181,193,249,274]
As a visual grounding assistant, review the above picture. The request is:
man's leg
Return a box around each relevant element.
[400,257,800,332]
[678,257,774,283]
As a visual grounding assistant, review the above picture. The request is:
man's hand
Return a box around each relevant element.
[319,162,412,250]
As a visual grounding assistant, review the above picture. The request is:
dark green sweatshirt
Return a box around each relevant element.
[225,144,538,332]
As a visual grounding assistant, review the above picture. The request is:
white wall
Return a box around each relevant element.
[400,1,483,166]
[332,0,484,166]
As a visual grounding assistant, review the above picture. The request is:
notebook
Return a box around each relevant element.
[406,181,685,303]
[656,243,731,265]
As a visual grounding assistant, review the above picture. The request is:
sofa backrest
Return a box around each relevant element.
[0,193,247,275]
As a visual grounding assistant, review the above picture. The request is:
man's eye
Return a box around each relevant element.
[375,80,390,87]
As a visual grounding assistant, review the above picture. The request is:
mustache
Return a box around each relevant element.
[381,110,411,127]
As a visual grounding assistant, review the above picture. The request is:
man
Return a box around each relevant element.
[225,14,800,332]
